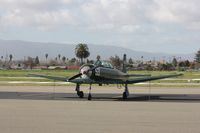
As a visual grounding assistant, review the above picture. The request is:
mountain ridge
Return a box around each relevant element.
[0,39,194,61]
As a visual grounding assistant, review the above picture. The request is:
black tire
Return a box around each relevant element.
[88,94,92,100]
[123,92,127,99]
[79,91,84,98]
[77,91,84,98]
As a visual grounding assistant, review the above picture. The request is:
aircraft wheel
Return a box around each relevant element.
[79,91,84,98]
[77,91,84,98]
[123,92,127,99]
[88,94,92,100]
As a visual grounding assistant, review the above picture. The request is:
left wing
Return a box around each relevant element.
[126,73,183,84]
[28,74,67,82]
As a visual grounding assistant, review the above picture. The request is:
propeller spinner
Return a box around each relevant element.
[80,65,93,78]
[68,65,98,81]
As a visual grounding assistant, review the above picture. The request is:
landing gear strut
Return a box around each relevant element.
[123,84,129,99]
[88,84,92,100]
[76,84,84,98]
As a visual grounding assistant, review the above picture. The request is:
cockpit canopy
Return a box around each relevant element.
[96,61,113,68]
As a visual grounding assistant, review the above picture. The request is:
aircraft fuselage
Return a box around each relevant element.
[80,64,128,81]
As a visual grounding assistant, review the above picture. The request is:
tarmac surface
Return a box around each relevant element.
[0,86,200,133]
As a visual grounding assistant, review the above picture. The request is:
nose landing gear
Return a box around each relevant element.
[76,84,84,98]
[75,84,93,100]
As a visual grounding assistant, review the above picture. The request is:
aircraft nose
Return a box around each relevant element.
[80,66,93,77]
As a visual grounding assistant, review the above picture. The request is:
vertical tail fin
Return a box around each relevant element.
[122,54,127,73]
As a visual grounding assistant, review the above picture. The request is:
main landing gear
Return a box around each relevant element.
[77,91,84,98]
[123,84,129,99]
[76,83,129,100]
[88,84,92,100]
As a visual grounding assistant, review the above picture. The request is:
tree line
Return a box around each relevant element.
[0,43,200,71]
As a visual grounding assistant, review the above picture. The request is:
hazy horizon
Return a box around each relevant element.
[0,39,194,61]
[0,38,198,55]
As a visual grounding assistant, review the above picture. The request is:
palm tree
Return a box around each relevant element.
[45,53,48,60]
[58,54,61,64]
[9,54,13,62]
[62,56,66,63]
[58,54,61,60]
[45,53,48,67]
[35,56,40,65]
[75,43,90,64]
[62,56,66,64]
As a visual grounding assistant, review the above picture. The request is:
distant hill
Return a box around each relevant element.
[0,39,194,61]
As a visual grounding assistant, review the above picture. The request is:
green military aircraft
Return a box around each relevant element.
[30,54,183,100]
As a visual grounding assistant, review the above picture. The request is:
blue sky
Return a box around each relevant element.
[0,0,200,54]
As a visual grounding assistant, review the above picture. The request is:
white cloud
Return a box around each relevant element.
[150,0,200,28]
[34,9,76,30]
[79,0,200,32]
[120,25,140,33]
[61,0,72,4]
[0,0,200,32]
[80,0,146,32]
[0,0,75,30]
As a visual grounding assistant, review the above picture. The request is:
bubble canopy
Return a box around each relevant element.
[96,61,113,68]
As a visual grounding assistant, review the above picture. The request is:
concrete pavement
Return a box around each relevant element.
[0,86,200,133]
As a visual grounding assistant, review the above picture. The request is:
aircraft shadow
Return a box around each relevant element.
[0,91,200,103]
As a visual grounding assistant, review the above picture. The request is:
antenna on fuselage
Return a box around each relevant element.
[122,54,127,73]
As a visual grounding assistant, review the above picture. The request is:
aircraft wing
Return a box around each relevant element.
[29,74,96,84]
[126,74,183,84]
[125,74,151,77]
[28,73,120,84]
[28,74,68,82]
[29,73,183,85]
[69,78,97,84]
[70,74,182,84]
